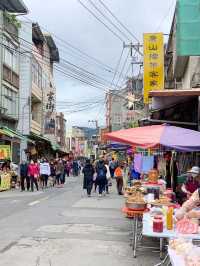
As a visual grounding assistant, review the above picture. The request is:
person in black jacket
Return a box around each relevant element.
[96,158,107,196]
[20,161,29,191]
[82,159,95,197]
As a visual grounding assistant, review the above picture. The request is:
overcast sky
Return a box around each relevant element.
[22,0,176,128]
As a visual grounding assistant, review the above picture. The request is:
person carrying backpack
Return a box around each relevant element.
[96,157,107,197]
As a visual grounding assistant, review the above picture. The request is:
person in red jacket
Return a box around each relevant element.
[28,160,39,192]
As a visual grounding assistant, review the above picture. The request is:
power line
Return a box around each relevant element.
[98,0,140,42]
[77,0,125,42]
[110,47,124,87]
[115,49,130,89]
[0,42,132,104]
[20,17,118,73]
[87,0,130,41]
[2,26,124,89]
[155,0,175,32]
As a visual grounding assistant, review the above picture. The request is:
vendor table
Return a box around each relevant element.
[122,207,147,258]
[142,213,200,266]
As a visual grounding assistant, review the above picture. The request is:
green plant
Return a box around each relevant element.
[4,11,21,29]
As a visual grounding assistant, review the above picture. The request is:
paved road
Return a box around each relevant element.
[0,176,159,266]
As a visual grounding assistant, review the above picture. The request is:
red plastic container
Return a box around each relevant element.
[153,216,163,233]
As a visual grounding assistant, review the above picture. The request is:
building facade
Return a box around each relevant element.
[0,2,28,163]
[56,112,66,152]
[149,5,200,131]
[18,22,60,160]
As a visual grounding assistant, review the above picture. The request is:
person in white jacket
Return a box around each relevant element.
[105,161,111,194]
[40,159,50,189]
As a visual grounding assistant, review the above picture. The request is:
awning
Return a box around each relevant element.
[29,133,51,143]
[105,124,200,152]
[149,89,200,97]
[0,127,25,140]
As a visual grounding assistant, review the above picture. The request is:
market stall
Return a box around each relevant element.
[106,125,200,264]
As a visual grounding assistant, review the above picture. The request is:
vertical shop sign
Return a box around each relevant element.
[143,33,164,104]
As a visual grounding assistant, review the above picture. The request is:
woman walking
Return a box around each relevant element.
[82,159,95,197]
[28,160,39,192]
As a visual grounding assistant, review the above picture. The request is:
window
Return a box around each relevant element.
[2,85,19,118]
[3,37,19,74]
[32,57,42,89]
[113,113,122,125]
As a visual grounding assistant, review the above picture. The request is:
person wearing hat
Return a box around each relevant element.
[181,166,200,199]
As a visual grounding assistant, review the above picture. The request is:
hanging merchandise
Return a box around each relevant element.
[134,154,142,173]
[141,156,154,173]
[157,156,166,177]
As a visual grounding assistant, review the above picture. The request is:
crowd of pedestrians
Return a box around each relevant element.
[82,156,126,197]
[0,158,82,192]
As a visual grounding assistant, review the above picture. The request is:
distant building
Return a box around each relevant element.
[56,112,66,152]
[106,76,143,131]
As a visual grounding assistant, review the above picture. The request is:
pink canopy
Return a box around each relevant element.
[105,124,200,151]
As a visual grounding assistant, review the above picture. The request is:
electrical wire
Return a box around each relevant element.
[98,0,140,43]
[87,0,130,41]
[20,17,120,73]
[97,0,142,56]
[155,0,176,32]
[77,0,125,42]
[110,46,124,87]
[114,49,130,89]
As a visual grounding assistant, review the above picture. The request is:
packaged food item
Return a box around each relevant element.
[176,218,199,234]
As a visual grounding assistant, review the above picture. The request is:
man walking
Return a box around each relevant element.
[20,160,29,191]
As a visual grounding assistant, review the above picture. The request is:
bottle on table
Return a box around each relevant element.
[166,207,173,230]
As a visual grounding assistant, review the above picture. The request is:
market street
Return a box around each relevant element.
[0,176,158,266]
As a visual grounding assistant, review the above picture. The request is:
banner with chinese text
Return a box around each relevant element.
[143,33,164,103]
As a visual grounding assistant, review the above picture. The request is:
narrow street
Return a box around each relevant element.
[0,177,157,266]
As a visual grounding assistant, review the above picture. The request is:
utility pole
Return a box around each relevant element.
[123,42,143,94]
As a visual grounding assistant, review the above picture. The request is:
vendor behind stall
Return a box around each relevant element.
[176,188,200,220]
[182,166,200,198]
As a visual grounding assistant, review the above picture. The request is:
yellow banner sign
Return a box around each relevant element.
[0,173,11,191]
[143,33,164,104]
[0,145,11,160]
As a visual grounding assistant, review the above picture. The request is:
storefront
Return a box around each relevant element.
[0,127,25,164]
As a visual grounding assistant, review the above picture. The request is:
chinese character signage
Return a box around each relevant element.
[0,145,11,160]
[143,33,164,103]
